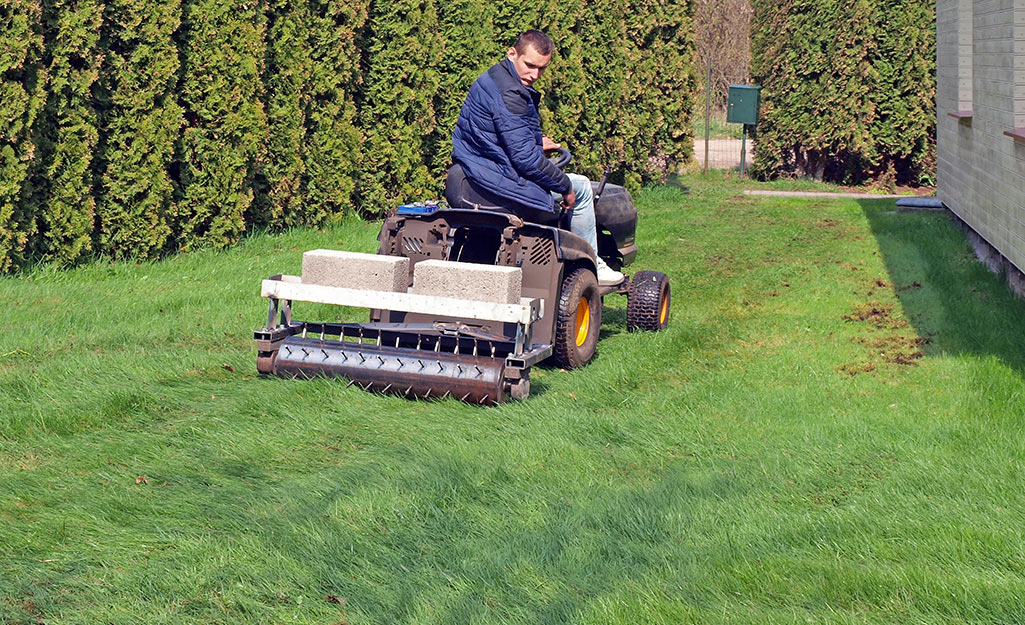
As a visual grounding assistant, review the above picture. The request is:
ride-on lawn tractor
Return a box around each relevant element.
[253,151,670,404]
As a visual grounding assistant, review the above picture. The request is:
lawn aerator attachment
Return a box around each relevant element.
[254,173,670,404]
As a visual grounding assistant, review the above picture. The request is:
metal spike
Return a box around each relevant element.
[490,343,496,357]
[461,392,471,402]
[377,355,386,367]
[418,359,425,370]
[301,348,309,358]
[437,360,444,372]
[475,366,483,379]
[382,383,393,393]
[405,386,414,396]
[320,328,325,340]
[417,334,422,350]
[454,340,460,355]
[345,379,356,388]
[435,338,441,353]
[424,388,432,399]
[321,349,329,360]
[457,365,464,375]
[473,340,478,356]
[361,382,373,391]
[396,358,404,369]
[301,326,308,339]
[377,333,382,346]
[395,336,401,348]
[341,351,348,361]
[285,346,292,355]
[479,394,489,405]
[441,390,451,400]
[358,352,366,363]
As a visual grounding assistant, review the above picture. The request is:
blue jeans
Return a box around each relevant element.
[552,173,598,256]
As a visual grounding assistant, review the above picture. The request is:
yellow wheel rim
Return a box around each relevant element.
[575,297,591,346]
[659,291,669,325]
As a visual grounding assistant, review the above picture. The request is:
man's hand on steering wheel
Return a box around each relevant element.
[543,135,575,210]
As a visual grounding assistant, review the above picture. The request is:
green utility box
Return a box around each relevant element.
[727,85,761,125]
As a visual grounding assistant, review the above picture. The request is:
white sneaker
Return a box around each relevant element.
[596,257,624,286]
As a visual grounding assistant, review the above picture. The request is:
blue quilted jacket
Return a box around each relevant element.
[451,58,571,215]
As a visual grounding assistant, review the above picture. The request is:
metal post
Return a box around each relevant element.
[740,125,747,177]
[704,58,711,175]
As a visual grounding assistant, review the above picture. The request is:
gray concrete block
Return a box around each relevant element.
[301,249,409,292]
[411,260,522,304]
[896,197,947,211]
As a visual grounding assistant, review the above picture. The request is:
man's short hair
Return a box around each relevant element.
[514,30,554,56]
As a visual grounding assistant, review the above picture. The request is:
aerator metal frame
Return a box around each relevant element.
[254,274,551,404]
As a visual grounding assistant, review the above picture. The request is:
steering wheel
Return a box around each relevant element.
[546,147,572,169]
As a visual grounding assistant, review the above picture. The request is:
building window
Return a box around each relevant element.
[1009,0,1024,139]
[1015,1,1024,130]
[959,0,974,113]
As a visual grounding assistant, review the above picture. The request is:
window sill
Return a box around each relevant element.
[1005,128,1025,143]
[947,110,973,122]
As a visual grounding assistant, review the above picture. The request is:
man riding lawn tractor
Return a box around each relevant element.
[252,30,670,403]
[449,30,624,287]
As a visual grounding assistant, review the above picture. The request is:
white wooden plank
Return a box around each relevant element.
[262,276,540,325]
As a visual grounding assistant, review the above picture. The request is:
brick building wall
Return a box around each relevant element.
[936,0,1025,272]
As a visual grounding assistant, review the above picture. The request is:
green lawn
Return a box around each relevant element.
[3,173,1025,624]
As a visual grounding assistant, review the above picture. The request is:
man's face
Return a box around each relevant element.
[507,44,551,88]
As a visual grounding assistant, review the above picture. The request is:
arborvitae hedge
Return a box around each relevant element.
[0,0,46,272]
[40,0,104,266]
[0,0,695,272]
[176,0,268,250]
[750,0,935,184]
[260,0,311,228]
[358,0,444,214]
[302,0,366,223]
[97,0,182,259]
[871,0,935,184]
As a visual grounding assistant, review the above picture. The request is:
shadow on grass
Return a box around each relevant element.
[858,199,1025,373]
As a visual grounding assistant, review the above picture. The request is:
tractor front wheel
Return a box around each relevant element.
[553,267,602,369]
[627,270,670,332]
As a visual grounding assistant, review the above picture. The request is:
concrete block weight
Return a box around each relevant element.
[412,260,522,304]
[301,249,409,292]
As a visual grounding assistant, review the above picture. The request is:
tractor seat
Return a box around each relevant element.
[445,164,561,227]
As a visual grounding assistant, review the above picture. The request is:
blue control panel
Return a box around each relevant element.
[397,201,444,216]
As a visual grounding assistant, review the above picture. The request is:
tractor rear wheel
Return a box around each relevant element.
[627,270,670,331]
[553,267,602,369]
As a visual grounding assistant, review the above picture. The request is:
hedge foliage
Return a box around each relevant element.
[0,0,696,271]
[97,0,182,259]
[0,0,46,272]
[750,0,935,185]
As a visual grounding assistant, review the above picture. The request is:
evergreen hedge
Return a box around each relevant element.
[293,0,366,225]
[0,0,46,272]
[97,0,182,259]
[176,0,268,251]
[0,0,695,272]
[40,0,104,266]
[749,0,935,185]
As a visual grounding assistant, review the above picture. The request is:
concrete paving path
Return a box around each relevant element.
[743,190,907,199]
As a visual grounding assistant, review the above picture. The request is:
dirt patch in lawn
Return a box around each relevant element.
[842,301,909,330]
